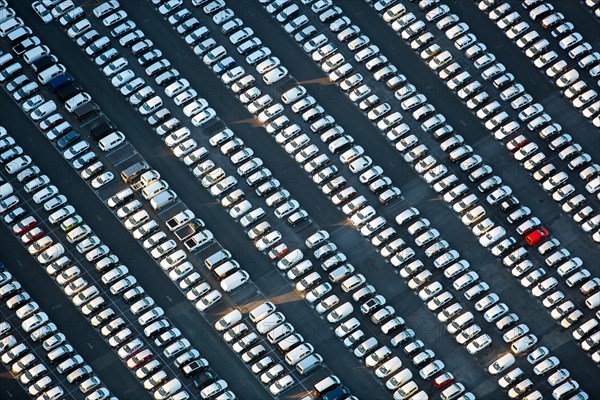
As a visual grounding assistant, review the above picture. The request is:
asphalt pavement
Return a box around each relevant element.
[1,0,598,399]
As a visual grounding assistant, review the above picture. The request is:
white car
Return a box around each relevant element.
[90,171,114,189]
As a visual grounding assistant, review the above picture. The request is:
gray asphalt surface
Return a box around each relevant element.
[1,0,598,399]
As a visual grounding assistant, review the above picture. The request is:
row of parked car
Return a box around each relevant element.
[359,0,600,318]
[87,0,308,291]
[581,0,600,18]
[135,1,592,398]
[518,0,600,88]
[48,2,348,398]
[206,0,600,388]
[262,0,598,397]
[54,0,256,300]
[36,3,356,399]
[362,0,600,244]
[309,227,477,399]
[139,3,427,396]
[193,1,576,398]
[188,0,289,86]
[0,266,114,400]
[165,4,474,394]
[0,121,208,400]
[365,0,600,367]
[24,0,600,398]
[87,0,309,244]
[175,0,409,265]
[214,303,323,397]
[184,0,414,274]
[0,13,132,192]
[160,0,389,231]
[474,0,600,203]
[152,4,470,396]
[1,3,246,398]
[395,0,600,301]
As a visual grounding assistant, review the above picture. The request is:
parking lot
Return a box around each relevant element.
[0,0,598,399]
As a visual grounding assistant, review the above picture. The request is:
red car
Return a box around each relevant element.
[433,372,455,389]
[21,227,44,244]
[38,114,64,132]
[267,243,288,260]
[525,228,549,246]
[505,134,529,152]
[12,216,37,235]
[126,349,153,370]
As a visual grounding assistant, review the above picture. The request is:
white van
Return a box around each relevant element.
[585,294,599,310]
[551,380,579,400]
[394,381,418,399]
[285,343,313,365]
[573,318,599,341]
[204,250,231,270]
[296,353,323,375]
[277,334,303,353]
[0,17,23,37]
[249,302,276,323]
[220,270,249,292]
[107,187,133,208]
[142,180,168,200]
[65,92,91,112]
[150,190,177,210]
[213,260,240,280]
[388,368,413,389]
[267,323,294,344]
[98,131,125,152]
[37,243,65,265]
[256,312,285,335]
[263,66,288,85]
[0,62,21,81]
[7,26,31,43]
[447,312,474,334]
[38,64,66,84]
[23,45,50,64]
[313,375,340,396]
[214,309,242,332]
[0,182,13,200]
[154,378,182,400]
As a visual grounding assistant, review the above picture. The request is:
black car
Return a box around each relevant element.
[12,37,39,56]
[90,119,116,141]
[31,55,56,73]
[193,368,218,389]
[56,82,82,102]
[73,102,98,121]
[57,130,80,149]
